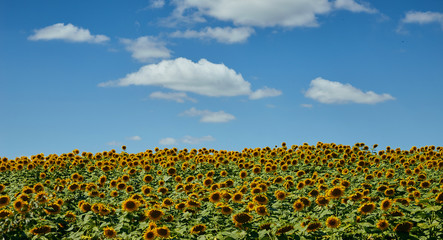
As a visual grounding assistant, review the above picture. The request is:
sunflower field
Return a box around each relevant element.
[1,142,443,240]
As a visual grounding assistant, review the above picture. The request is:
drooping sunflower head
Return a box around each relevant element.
[253,194,268,205]
[394,221,413,233]
[190,224,206,234]
[29,225,51,235]
[44,203,61,215]
[255,205,268,216]
[275,225,294,235]
[358,202,376,215]
[306,222,321,232]
[327,186,345,199]
[232,212,253,225]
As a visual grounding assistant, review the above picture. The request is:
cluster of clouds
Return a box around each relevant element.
[27,1,441,147]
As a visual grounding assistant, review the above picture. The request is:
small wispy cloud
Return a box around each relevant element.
[28,23,109,43]
[180,107,235,123]
[150,0,165,8]
[107,141,123,146]
[126,136,142,141]
[333,0,378,14]
[149,91,197,103]
[249,87,282,100]
[305,77,395,104]
[301,104,313,108]
[159,135,215,146]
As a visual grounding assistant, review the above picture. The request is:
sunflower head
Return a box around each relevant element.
[376,219,389,231]
[276,225,294,235]
[327,186,345,199]
[232,212,253,225]
[358,202,376,215]
[255,205,268,216]
[146,209,164,221]
[103,226,117,239]
[394,221,413,233]
[154,226,170,238]
[190,224,206,234]
[122,199,140,212]
[326,216,341,228]
[29,225,51,235]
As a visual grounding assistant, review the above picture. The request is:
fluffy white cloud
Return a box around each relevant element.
[150,91,197,103]
[159,135,215,145]
[333,0,377,13]
[249,87,282,100]
[28,23,109,43]
[159,137,177,145]
[173,0,332,27]
[99,58,280,100]
[305,77,395,104]
[180,107,235,123]
[120,36,171,62]
[126,136,142,141]
[401,11,443,27]
[171,26,255,43]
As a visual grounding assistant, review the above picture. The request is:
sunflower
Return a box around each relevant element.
[327,186,345,199]
[260,223,272,230]
[29,225,51,235]
[316,196,329,206]
[326,216,341,228]
[309,189,319,197]
[209,192,222,203]
[143,175,153,183]
[122,199,140,212]
[143,229,156,240]
[274,190,286,201]
[255,205,268,216]
[44,203,61,215]
[394,221,413,233]
[239,170,247,179]
[0,195,10,208]
[376,219,389,231]
[162,198,174,207]
[358,202,376,215]
[275,225,294,235]
[155,226,170,238]
[384,188,395,197]
[431,190,443,203]
[186,199,201,208]
[117,182,126,191]
[380,199,392,211]
[157,187,168,195]
[203,178,213,187]
[146,209,164,221]
[232,212,253,225]
[65,211,76,222]
[253,194,268,205]
[232,192,243,203]
[0,209,13,219]
[175,202,186,210]
[80,202,92,212]
[220,205,233,215]
[33,183,44,192]
[293,201,304,212]
[103,226,117,239]
[306,222,321,232]
[35,192,49,204]
[190,224,206,234]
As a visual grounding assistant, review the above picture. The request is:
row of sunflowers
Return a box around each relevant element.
[1,142,442,239]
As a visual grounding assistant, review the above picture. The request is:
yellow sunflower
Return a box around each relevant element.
[103,226,117,239]
[122,199,140,212]
[154,226,170,238]
[376,219,389,231]
[190,224,206,234]
[146,209,164,221]
[325,216,341,228]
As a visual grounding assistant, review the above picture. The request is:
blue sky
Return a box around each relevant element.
[1,0,443,158]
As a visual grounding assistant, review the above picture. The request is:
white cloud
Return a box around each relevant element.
[120,36,171,62]
[126,136,142,141]
[107,141,123,146]
[28,23,109,43]
[182,135,215,144]
[99,58,280,100]
[180,107,235,123]
[172,0,332,27]
[401,11,443,28]
[305,77,395,104]
[150,91,197,103]
[333,0,377,13]
[301,104,313,108]
[171,26,255,44]
[150,0,165,8]
[249,87,282,100]
[159,137,177,145]
[159,135,215,145]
